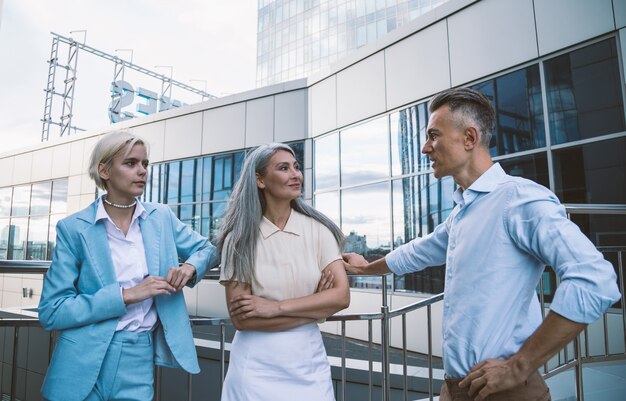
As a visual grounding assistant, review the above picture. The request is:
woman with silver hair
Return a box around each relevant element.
[38,131,218,401]
[218,142,350,401]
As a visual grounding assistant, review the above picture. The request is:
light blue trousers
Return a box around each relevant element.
[83,330,154,401]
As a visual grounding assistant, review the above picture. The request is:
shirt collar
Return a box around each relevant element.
[95,196,148,224]
[259,209,303,239]
[453,163,507,206]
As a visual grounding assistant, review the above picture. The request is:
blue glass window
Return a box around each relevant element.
[314,133,340,190]
[472,65,545,156]
[499,153,549,189]
[340,116,390,186]
[545,37,625,145]
[553,136,626,204]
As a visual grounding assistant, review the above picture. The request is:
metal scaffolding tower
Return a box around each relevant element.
[41,32,216,142]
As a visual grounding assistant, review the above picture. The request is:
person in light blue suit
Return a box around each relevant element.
[38,131,218,401]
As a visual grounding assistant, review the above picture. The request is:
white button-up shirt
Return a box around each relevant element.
[95,198,157,332]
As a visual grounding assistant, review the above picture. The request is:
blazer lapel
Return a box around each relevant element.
[139,204,161,277]
[77,201,117,286]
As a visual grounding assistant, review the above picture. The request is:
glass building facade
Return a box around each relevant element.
[256,0,449,87]
[0,179,68,261]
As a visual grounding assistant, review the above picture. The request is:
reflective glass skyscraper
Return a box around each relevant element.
[256,0,449,87]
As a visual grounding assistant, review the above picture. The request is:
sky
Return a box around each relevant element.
[0,0,258,153]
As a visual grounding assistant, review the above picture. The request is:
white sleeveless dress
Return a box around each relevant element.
[219,211,341,401]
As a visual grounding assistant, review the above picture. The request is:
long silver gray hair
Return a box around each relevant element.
[217,142,345,286]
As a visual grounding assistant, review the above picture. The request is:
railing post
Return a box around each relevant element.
[10,327,19,401]
[381,274,390,401]
[220,322,226,394]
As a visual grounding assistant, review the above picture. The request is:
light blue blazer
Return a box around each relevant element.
[38,200,218,401]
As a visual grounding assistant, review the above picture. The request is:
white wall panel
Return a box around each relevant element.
[0,157,14,187]
[69,140,85,176]
[274,90,307,142]
[163,113,203,160]
[310,76,337,136]
[202,103,246,154]
[245,96,274,147]
[80,136,100,175]
[51,144,71,178]
[80,173,95,196]
[386,21,450,109]
[616,0,626,29]
[12,153,33,185]
[67,175,82,196]
[535,0,615,56]
[337,52,387,128]
[448,0,538,86]
[30,148,53,182]
[132,121,166,163]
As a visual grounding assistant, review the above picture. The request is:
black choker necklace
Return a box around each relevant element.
[103,197,137,209]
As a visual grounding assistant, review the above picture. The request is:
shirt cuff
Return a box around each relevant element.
[550,281,619,324]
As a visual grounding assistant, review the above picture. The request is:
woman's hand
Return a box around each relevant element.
[166,263,197,291]
[122,276,176,305]
[317,266,335,292]
[229,294,280,320]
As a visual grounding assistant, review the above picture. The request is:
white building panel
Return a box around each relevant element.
[310,76,338,137]
[274,89,307,143]
[337,52,387,128]
[51,144,71,179]
[12,152,33,185]
[535,0,615,56]
[30,148,54,182]
[245,96,274,147]
[164,113,203,160]
[385,21,451,110]
[202,103,246,154]
[0,157,14,187]
[69,140,86,176]
[132,121,166,163]
[615,0,626,29]
[448,0,538,86]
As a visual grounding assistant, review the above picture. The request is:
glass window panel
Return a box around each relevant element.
[341,182,391,257]
[390,103,429,176]
[11,185,31,217]
[314,133,340,190]
[418,174,456,235]
[51,179,68,214]
[553,136,626,204]
[180,159,197,204]
[213,158,224,192]
[395,264,446,294]
[27,215,49,260]
[0,217,9,260]
[8,216,28,260]
[341,116,389,186]
[166,162,181,204]
[195,157,202,202]
[47,214,64,260]
[569,214,626,248]
[472,65,545,156]
[233,152,245,187]
[498,152,549,188]
[202,156,213,202]
[202,202,227,242]
[179,204,199,233]
[545,38,625,145]
[314,191,340,227]
[0,187,12,216]
[30,182,52,215]
[392,176,419,246]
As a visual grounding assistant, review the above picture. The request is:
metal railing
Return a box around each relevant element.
[0,203,624,401]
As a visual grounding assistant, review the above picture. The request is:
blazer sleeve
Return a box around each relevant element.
[167,207,219,287]
[38,219,127,331]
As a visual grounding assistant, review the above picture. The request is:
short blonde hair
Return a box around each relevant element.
[88,131,149,190]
